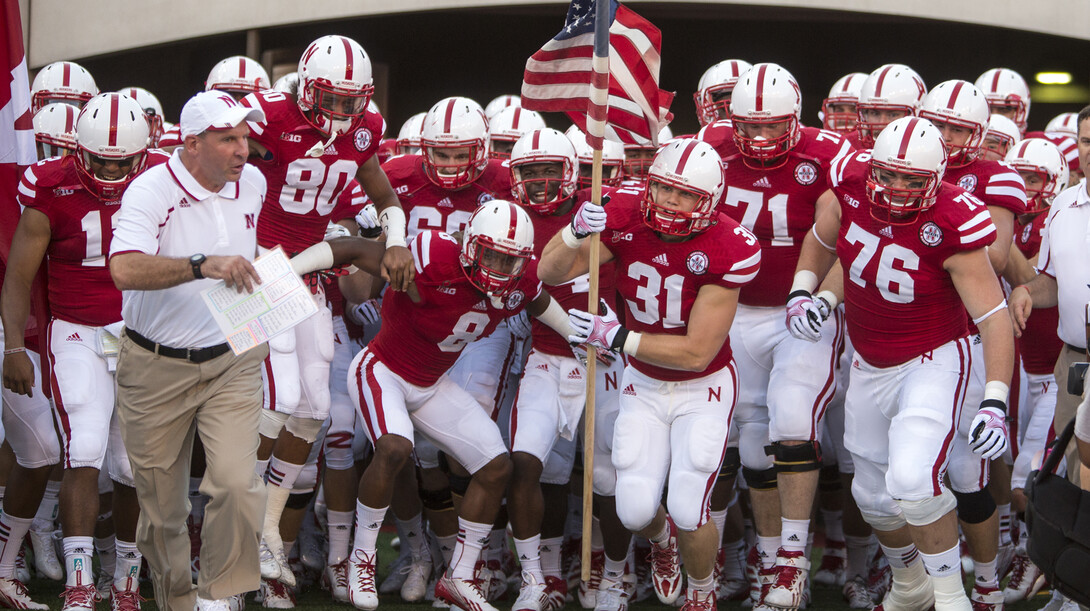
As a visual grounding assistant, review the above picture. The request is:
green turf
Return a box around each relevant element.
[22,534,1053,610]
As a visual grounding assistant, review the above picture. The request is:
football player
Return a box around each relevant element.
[206,56,270,100]
[30,61,98,113]
[32,102,79,159]
[3,93,166,611]
[792,116,1013,611]
[116,87,167,147]
[622,126,672,181]
[566,126,626,191]
[236,35,413,590]
[540,138,763,611]
[821,72,868,135]
[980,115,1021,163]
[974,69,1031,136]
[394,113,426,157]
[488,106,546,159]
[852,64,927,149]
[693,59,752,127]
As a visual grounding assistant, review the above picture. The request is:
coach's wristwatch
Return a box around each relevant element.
[190,253,207,279]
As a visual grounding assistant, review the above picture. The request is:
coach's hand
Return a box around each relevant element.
[2,350,36,397]
[202,255,263,293]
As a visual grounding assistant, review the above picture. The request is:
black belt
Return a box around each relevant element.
[125,329,231,363]
[1065,342,1087,354]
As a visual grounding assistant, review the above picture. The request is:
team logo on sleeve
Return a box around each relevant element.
[956,174,978,192]
[686,251,709,275]
[354,129,373,152]
[1020,224,1032,243]
[505,290,525,310]
[919,221,944,247]
[794,162,818,185]
[478,192,495,205]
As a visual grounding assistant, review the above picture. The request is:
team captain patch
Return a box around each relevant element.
[505,290,525,310]
[919,221,943,247]
[354,128,372,151]
[794,161,817,185]
[686,251,709,275]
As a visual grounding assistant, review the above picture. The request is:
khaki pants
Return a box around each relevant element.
[1053,344,1086,486]
[116,334,269,610]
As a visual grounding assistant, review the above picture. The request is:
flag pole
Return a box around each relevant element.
[580,0,610,584]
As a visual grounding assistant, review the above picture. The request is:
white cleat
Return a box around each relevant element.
[512,572,549,611]
[594,580,631,611]
[0,576,48,610]
[763,549,810,610]
[400,554,433,603]
[379,552,410,594]
[195,595,245,611]
[110,585,144,611]
[841,576,874,610]
[322,560,350,603]
[259,540,282,582]
[60,584,98,611]
[435,575,499,611]
[28,528,63,581]
[347,550,379,611]
[1002,547,1045,603]
[649,521,683,606]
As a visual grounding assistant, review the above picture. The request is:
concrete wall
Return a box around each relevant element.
[25,0,1090,67]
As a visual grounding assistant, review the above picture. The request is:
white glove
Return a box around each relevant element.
[346,299,381,327]
[785,290,823,342]
[355,204,379,230]
[969,402,1009,460]
[570,199,608,239]
[507,311,533,339]
[324,222,352,241]
[568,300,621,351]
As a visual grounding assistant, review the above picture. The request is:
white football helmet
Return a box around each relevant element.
[974,68,1031,134]
[396,112,426,156]
[75,93,151,201]
[484,94,522,120]
[642,138,724,236]
[488,106,546,160]
[297,36,374,137]
[272,72,300,94]
[981,114,1022,162]
[117,86,165,146]
[821,72,868,134]
[693,59,752,126]
[32,103,79,158]
[624,125,674,178]
[565,125,625,188]
[866,117,947,224]
[1046,112,1079,139]
[205,56,270,97]
[1004,138,1068,215]
[31,61,98,112]
[510,128,578,214]
[420,96,490,189]
[730,63,802,168]
[918,80,990,167]
[461,200,535,297]
[856,64,927,147]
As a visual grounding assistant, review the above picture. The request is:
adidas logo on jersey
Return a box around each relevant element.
[536,363,549,371]
[66,332,82,342]
[652,253,668,266]
[437,197,453,208]
[323,143,338,155]
[622,384,636,396]
[472,300,488,311]
[752,176,772,189]
[567,369,582,380]
[880,226,894,238]
[178,198,190,208]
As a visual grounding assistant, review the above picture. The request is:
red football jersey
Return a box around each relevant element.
[241,91,385,253]
[603,190,762,382]
[368,230,543,387]
[830,153,997,367]
[944,158,1026,215]
[526,187,618,358]
[1014,213,1062,375]
[718,127,855,306]
[382,155,512,239]
[696,120,736,159]
[18,152,169,326]
[158,124,182,149]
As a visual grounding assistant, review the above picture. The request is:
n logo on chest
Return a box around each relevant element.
[245,213,256,229]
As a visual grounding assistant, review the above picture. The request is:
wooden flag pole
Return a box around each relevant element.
[581,146,604,582]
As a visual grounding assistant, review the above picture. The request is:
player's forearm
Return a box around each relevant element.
[1001,244,1036,286]
[110,252,193,290]
[977,309,1015,388]
[985,206,1013,274]
[0,277,33,349]
[539,231,585,285]
[796,230,838,282]
[1020,273,1058,308]
[627,332,721,372]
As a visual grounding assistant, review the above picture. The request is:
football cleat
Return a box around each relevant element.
[1002,547,1045,603]
[971,584,1004,611]
[871,570,934,611]
[841,575,873,609]
[680,590,717,611]
[379,552,410,594]
[764,548,810,609]
[813,541,847,587]
[321,560,350,603]
[401,554,433,602]
[259,540,281,582]
[435,574,499,611]
[109,585,144,611]
[577,551,605,608]
[562,537,581,594]
[0,576,48,610]
[543,576,568,611]
[28,528,63,581]
[512,572,549,611]
[718,577,749,602]
[594,580,630,611]
[260,579,296,609]
[867,550,891,602]
[996,542,1015,582]
[483,559,508,601]
[347,550,379,611]
[14,545,29,585]
[60,584,98,611]
[649,520,683,605]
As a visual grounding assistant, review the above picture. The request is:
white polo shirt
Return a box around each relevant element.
[110,150,266,348]
[1038,178,1090,349]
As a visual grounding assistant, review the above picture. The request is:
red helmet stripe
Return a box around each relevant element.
[108,94,120,147]
[990,70,1002,94]
[754,64,767,112]
[238,57,246,78]
[945,81,965,110]
[64,106,75,133]
[674,140,698,174]
[512,107,522,127]
[443,100,456,132]
[875,66,893,97]
[341,37,355,81]
[1015,140,1032,158]
[61,62,71,87]
[531,129,541,149]
[896,118,918,159]
[507,203,517,239]
[730,61,739,77]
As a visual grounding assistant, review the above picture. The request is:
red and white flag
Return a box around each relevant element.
[1,0,36,261]
[521,0,673,148]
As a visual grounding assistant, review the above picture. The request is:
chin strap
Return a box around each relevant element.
[306,132,339,158]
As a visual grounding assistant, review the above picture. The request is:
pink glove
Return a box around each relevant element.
[969,403,1009,460]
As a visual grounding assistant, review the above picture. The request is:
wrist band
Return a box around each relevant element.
[379,207,408,249]
[814,290,839,311]
[4,347,25,355]
[622,331,642,356]
[790,270,819,294]
[561,225,584,249]
[984,380,1009,404]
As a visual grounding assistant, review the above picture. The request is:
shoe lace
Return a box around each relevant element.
[682,591,715,611]
[598,584,627,611]
[352,552,377,590]
[61,585,98,607]
[772,561,803,589]
[2,578,33,602]
[1006,555,1027,588]
[648,544,679,578]
[112,588,146,611]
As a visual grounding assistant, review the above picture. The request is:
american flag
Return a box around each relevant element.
[521,0,673,149]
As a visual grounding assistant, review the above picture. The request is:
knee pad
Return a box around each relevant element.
[769,441,822,474]
[294,461,319,494]
[896,489,957,527]
[738,423,773,471]
[742,467,777,491]
[952,489,996,524]
[818,464,842,493]
[285,415,325,444]
[718,447,741,481]
[259,409,290,439]
[323,430,356,471]
[859,509,907,532]
[615,483,659,532]
[420,485,454,512]
[286,490,315,510]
